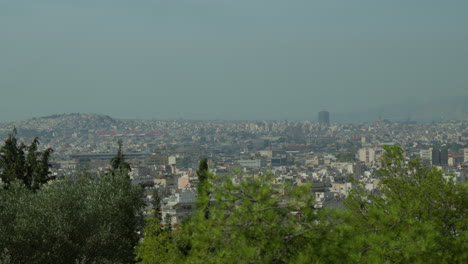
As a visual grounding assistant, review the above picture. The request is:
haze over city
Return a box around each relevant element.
[3,1,468,263]
[1,0,467,122]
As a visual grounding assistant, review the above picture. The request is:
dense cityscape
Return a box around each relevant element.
[1,112,467,226]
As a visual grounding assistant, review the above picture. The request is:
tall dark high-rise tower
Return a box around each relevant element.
[431,147,448,166]
[318,111,330,126]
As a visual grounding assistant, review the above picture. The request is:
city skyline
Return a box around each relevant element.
[1,93,467,124]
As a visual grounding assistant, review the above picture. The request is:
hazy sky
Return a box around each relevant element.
[1,0,467,122]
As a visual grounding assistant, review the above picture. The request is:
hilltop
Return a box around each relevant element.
[0,113,123,137]
[5,113,120,131]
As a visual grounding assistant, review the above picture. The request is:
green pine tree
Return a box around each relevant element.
[0,129,53,190]
[110,139,131,177]
[196,158,211,220]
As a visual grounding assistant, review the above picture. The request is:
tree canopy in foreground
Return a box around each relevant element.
[136,146,468,263]
[0,138,144,264]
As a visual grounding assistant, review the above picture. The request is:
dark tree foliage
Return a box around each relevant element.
[335,152,356,162]
[196,158,211,219]
[110,139,131,176]
[0,133,144,264]
[196,158,209,184]
[152,189,162,223]
[0,128,53,190]
[0,171,144,264]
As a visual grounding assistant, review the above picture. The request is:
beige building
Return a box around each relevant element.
[420,149,432,163]
[464,148,468,164]
[358,147,376,165]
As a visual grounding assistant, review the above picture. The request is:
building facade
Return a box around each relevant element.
[358,147,376,166]
[464,148,468,164]
[318,111,330,126]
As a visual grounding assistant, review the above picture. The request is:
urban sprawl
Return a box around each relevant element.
[1,112,467,227]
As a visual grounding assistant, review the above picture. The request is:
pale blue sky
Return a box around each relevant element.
[1,0,467,121]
